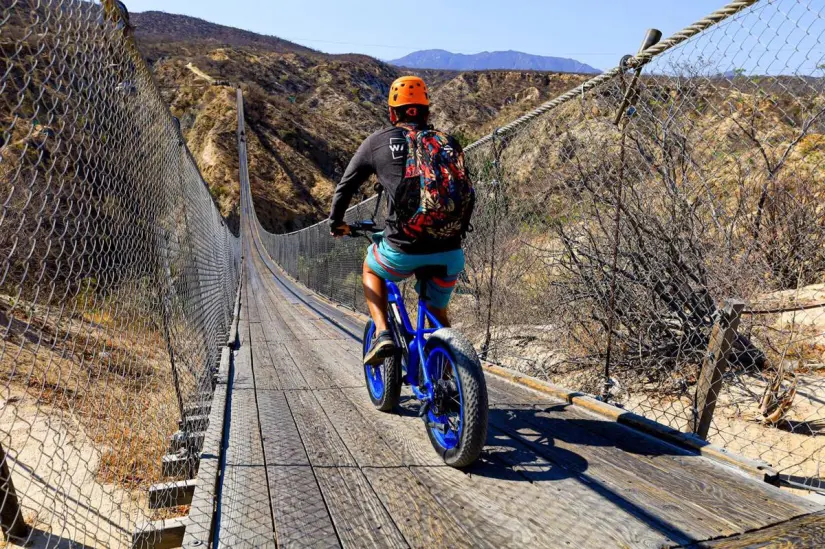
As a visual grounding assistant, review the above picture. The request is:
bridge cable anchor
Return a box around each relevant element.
[613,28,662,127]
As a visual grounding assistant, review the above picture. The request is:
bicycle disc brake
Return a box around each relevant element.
[432,379,459,416]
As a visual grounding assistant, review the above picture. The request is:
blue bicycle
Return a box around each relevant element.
[349,221,488,468]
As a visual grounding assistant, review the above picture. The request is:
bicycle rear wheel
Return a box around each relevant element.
[424,328,488,468]
[362,320,401,412]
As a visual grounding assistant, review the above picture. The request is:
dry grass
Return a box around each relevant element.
[151,505,191,521]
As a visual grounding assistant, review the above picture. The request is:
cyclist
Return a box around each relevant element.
[329,76,472,366]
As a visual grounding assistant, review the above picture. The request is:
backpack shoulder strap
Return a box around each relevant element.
[371,183,384,221]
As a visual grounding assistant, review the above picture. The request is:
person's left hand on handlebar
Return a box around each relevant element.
[330,221,351,238]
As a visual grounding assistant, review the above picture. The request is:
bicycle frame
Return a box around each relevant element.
[353,222,484,465]
[385,281,442,402]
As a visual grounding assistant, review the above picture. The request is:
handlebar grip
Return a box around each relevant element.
[329,222,349,237]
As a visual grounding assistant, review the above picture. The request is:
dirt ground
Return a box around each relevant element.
[0,397,139,548]
[0,289,186,547]
[620,372,825,486]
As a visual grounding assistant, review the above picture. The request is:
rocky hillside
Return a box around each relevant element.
[133,12,593,233]
[133,11,317,55]
[430,71,590,140]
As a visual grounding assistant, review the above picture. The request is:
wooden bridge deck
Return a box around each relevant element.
[210,222,823,548]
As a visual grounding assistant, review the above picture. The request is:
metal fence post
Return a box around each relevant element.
[691,299,745,439]
[158,229,186,423]
[0,443,29,542]
[602,29,662,402]
[480,130,503,360]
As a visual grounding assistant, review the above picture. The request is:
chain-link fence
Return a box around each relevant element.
[256,0,825,493]
[1,1,241,546]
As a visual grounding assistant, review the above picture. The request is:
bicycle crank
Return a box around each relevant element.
[418,400,431,418]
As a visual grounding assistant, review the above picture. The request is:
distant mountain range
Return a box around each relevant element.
[390,49,601,74]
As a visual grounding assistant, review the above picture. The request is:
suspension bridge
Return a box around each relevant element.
[181,89,823,548]
[3,0,825,547]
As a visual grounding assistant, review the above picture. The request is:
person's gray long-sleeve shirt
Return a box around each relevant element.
[329,123,462,254]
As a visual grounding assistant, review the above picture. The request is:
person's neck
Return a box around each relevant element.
[396,121,428,129]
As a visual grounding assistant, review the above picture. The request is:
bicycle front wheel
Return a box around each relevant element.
[424,328,488,468]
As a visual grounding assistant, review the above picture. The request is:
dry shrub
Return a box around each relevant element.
[455,72,825,398]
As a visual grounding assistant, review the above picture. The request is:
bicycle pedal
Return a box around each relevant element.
[418,401,431,418]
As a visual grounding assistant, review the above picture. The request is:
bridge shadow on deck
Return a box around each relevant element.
[490,403,696,457]
[484,404,707,544]
[396,395,703,543]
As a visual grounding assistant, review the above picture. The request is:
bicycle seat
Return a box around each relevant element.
[413,266,448,281]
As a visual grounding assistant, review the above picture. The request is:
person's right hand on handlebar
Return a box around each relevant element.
[330,221,351,238]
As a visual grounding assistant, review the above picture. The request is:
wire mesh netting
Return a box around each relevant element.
[256,0,825,493]
[1,1,240,546]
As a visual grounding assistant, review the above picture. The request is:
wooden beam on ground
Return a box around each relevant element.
[132,517,187,549]
[169,431,205,453]
[182,415,209,432]
[181,382,228,548]
[690,299,745,440]
[161,453,197,479]
[149,479,198,509]
[183,402,212,417]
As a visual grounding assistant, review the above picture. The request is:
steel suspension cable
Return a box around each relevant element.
[465,0,762,152]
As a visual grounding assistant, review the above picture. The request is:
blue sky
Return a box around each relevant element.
[127,0,742,70]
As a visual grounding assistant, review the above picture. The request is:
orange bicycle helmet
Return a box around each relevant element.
[389,76,429,107]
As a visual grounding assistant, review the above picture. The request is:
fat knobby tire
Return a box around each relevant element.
[425,328,488,468]
[362,320,401,412]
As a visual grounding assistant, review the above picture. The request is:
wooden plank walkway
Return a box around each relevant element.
[209,225,824,548]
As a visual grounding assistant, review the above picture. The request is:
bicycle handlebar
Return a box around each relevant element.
[347,221,383,238]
